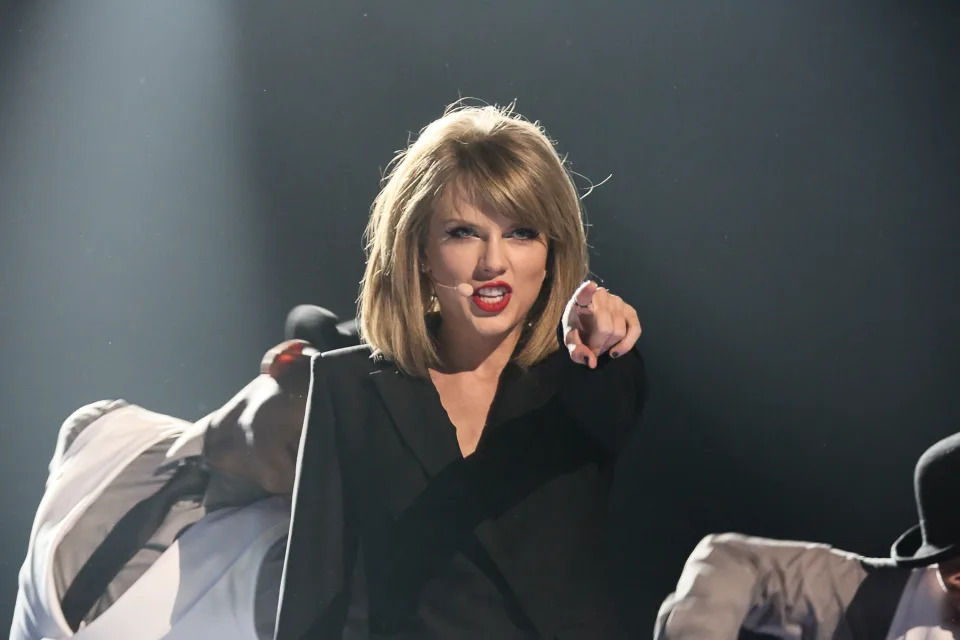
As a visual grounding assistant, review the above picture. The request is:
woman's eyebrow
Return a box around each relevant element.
[440,217,480,227]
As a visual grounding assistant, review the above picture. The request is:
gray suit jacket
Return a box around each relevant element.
[655,533,914,640]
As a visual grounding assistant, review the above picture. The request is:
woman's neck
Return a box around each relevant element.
[434,319,522,379]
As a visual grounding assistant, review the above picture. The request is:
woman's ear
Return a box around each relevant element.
[418,247,431,274]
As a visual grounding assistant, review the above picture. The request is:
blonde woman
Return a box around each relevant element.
[275,104,647,639]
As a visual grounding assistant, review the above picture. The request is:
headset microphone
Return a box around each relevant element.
[432,280,475,297]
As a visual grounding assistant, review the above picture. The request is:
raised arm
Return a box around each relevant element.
[655,533,906,640]
[48,399,130,478]
[556,280,648,454]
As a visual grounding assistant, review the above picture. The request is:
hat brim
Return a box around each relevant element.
[891,524,960,568]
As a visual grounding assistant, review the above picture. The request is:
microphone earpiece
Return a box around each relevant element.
[432,280,475,297]
[422,262,474,297]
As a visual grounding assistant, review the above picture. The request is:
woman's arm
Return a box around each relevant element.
[274,353,358,640]
[555,344,648,455]
[555,280,648,455]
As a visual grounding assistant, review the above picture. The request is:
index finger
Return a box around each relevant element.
[573,280,599,311]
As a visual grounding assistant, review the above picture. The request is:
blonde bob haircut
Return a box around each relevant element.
[359,102,589,377]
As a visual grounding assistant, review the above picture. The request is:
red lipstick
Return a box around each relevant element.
[471,280,512,313]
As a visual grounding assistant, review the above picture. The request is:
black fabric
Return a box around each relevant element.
[372,396,604,633]
[836,562,912,640]
[59,458,209,631]
[457,533,538,636]
[275,343,647,640]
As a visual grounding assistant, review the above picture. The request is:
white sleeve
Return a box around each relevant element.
[655,533,872,640]
[47,399,129,480]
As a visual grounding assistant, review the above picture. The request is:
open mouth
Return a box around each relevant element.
[471,281,512,313]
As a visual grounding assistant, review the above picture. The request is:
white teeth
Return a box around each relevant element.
[476,286,508,296]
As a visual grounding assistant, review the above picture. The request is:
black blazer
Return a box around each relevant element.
[275,339,648,640]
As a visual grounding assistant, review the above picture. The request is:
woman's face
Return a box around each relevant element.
[422,191,548,341]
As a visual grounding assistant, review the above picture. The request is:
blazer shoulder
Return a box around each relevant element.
[311,344,397,388]
[320,343,375,362]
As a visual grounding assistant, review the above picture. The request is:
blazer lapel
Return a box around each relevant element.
[484,355,561,429]
[370,368,461,477]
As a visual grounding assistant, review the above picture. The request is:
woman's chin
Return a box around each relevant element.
[439,302,529,341]
[466,314,522,338]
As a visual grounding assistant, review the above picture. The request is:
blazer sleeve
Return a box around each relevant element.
[274,353,358,640]
[554,340,648,456]
[653,533,906,640]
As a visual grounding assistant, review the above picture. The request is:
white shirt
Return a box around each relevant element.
[887,566,960,640]
[10,400,290,640]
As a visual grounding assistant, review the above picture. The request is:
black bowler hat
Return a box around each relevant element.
[284,305,360,351]
[891,432,960,567]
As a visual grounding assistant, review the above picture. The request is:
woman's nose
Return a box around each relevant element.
[479,237,507,274]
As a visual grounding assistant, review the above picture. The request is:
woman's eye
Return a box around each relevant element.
[510,227,540,240]
[445,226,476,239]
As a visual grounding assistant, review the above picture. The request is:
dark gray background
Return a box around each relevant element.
[1,0,957,634]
